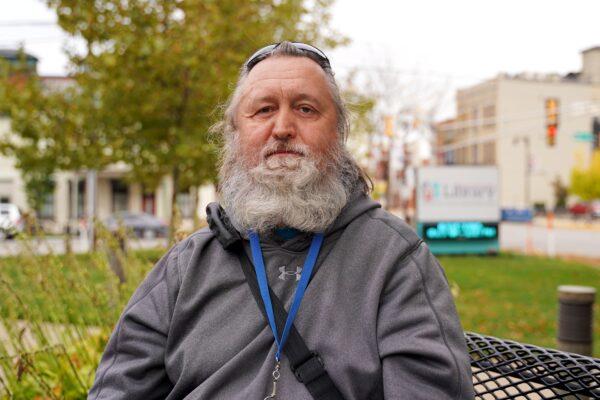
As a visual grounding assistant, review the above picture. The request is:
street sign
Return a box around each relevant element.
[574,131,593,142]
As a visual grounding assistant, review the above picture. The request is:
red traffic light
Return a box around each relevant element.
[547,125,557,146]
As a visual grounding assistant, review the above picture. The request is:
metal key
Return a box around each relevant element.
[264,361,281,400]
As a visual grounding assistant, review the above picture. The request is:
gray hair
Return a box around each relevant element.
[213,41,371,194]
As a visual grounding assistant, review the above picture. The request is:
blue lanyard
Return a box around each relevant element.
[248,230,324,361]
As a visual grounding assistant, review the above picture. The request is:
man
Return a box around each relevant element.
[88,42,474,400]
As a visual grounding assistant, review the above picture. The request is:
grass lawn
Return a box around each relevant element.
[439,252,600,356]
[1,248,598,354]
[2,247,600,397]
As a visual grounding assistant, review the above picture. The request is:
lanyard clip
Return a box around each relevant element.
[264,360,281,400]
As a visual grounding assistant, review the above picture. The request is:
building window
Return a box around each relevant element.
[78,180,85,218]
[176,191,193,219]
[111,179,129,213]
[39,191,55,219]
[31,179,56,219]
[483,105,496,127]
[142,192,155,215]
[0,196,9,204]
[471,108,479,131]
[68,179,86,219]
[483,105,495,118]
[483,142,496,165]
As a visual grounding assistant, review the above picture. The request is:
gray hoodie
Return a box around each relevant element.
[88,193,474,399]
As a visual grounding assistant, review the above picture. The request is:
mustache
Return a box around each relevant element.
[261,141,310,159]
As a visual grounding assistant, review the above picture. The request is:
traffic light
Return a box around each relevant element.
[594,117,600,150]
[545,98,559,147]
[547,125,557,146]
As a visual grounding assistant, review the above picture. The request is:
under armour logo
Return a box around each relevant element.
[279,266,302,281]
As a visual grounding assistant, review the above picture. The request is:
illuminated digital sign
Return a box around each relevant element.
[423,222,498,241]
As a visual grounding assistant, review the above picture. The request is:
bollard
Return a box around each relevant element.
[557,285,596,356]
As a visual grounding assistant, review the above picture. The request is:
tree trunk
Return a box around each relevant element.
[169,167,180,244]
[192,186,200,230]
[106,234,126,284]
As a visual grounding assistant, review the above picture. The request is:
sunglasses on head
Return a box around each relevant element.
[244,42,331,71]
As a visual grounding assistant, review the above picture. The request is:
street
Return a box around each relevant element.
[0,236,168,256]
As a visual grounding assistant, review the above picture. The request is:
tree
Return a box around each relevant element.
[1,0,348,238]
[0,53,115,222]
[339,70,377,188]
[342,70,377,138]
[570,151,600,201]
[551,175,568,210]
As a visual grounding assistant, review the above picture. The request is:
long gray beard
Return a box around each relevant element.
[219,137,357,235]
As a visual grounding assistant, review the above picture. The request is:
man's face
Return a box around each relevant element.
[235,56,338,169]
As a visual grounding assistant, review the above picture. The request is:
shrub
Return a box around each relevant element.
[0,229,165,398]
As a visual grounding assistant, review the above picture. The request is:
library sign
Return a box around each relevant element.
[415,166,500,254]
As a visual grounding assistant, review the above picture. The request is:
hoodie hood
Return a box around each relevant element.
[323,190,381,237]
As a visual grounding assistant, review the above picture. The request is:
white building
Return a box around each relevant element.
[0,51,216,233]
[436,46,600,211]
[1,115,216,233]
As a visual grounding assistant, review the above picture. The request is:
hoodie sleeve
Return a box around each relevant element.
[87,244,181,400]
[377,241,474,400]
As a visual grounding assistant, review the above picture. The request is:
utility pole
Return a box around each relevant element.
[524,136,531,209]
[512,136,531,209]
[513,135,533,253]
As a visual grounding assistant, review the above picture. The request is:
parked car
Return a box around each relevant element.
[0,203,24,239]
[103,212,168,239]
[569,202,590,218]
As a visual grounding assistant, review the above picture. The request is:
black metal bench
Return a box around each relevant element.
[466,332,600,399]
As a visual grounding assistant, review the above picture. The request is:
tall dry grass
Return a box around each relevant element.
[0,226,166,399]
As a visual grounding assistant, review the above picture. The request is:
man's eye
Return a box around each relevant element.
[299,106,315,114]
[257,106,273,114]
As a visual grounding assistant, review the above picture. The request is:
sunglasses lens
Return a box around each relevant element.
[291,42,328,60]
[245,42,330,71]
[245,44,277,70]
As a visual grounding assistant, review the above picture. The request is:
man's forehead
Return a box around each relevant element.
[240,56,331,98]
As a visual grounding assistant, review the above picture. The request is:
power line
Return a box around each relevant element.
[434,102,600,152]
[334,63,482,81]
[436,100,600,132]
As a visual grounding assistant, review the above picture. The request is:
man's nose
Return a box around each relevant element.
[271,108,297,140]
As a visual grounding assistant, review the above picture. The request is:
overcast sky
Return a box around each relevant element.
[1,0,599,118]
